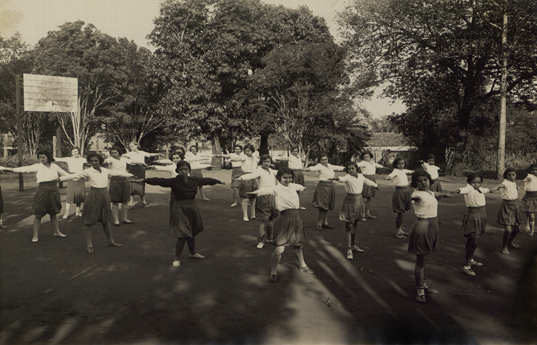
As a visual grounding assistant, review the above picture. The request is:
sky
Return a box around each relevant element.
[0,0,405,118]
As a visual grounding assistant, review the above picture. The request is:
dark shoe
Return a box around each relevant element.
[108,242,123,247]
[122,220,135,225]
[298,266,314,274]
[322,224,334,229]
[114,222,121,227]
[269,274,278,283]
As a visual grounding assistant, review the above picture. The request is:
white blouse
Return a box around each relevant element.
[287,155,303,170]
[387,169,413,187]
[13,163,70,183]
[337,174,377,194]
[524,174,537,192]
[499,179,518,200]
[241,154,259,173]
[61,167,131,188]
[55,157,86,173]
[104,156,131,173]
[411,190,438,218]
[458,184,491,207]
[357,161,383,175]
[257,183,305,211]
[123,150,150,165]
[307,164,345,181]
[422,163,440,180]
[184,152,212,170]
[228,153,245,168]
[154,164,178,177]
[238,167,277,189]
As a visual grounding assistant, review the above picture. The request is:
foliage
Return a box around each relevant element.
[250,41,370,162]
[148,0,333,153]
[339,0,537,170]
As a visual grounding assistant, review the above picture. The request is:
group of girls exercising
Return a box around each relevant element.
[1,143,536,304]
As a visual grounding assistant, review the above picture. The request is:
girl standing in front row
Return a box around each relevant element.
[495,168,522,254]
[408,170,452,303]
[144,161,225,268]
[522,164,537,236]
[237,154,278,248]
[2,150,69,242]
[453,173,497,276]
[305,153,345,231]
[385,157,414,239]
[250,167,314,283]
[61,153,131,253]
[332,162,378,259]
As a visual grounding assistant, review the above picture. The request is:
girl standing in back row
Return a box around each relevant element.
[357,151,383,221]
[305,153,345,231]
[385,157,414,239]
[522,164,537,236]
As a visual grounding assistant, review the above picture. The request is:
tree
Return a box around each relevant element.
[250,41,370,162]
[148,0,333,153]
[32,21,129,154]
[339,0,537,173]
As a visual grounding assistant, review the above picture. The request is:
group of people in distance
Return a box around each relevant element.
[1,142,536,304]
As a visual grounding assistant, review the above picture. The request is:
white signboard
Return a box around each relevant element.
[23,74,78,112]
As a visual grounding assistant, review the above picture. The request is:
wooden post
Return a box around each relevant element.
[16,75,24,191]
[56,127,63,188]
[3,134,8,159]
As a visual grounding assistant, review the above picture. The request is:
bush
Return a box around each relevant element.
[0,154,39,168]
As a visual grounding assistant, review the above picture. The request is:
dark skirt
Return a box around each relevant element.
[292,170,305,186]
[408,218,439,255]
[230,167,244,188]
[339,193,364,223]
[392,187,412,213]
[66,179,86,204]
[522,191,537,213]
[313,181,336,211]
[429,179,443,193]
[362,175,377,199]
[128,165,146,196]
[239,179,258,198]
[497,200,523,226]
[273,210,305,248]
[190,169,203,179]
[109,176,131,204]
[256,194,278,221]
[462,206,487,238]
[82,187,112,226]
[0,185,3,214]
[33,181,62,218]
[169,199,203,238]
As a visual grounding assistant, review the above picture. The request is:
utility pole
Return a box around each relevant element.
[15,75,24,191]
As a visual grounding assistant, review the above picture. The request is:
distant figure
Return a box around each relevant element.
[522,164,537,236]
[357,151,383,221]
[184,145,213,201]
[385,157,414,239]
[55,147,87,218]
[123,141,161,208]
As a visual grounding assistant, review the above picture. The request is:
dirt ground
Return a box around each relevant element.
[1,168,537,345]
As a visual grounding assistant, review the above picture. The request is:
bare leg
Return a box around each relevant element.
[293,247,309,269]
[241,199,249,221]
[75,203,82,216]
[63,203,71,218]
[270,246,285,275]
[501,225,512,255]
[232,188,240,205]
[103,223,121,246]
[266,220,273,242]
[249,198,256,219]
[32,216,42,242]
[199,186,210,201]
[465,237,478,266]
[322,210,329,225]
[83,225,93,253]
[111,203,120,224]
[257,221,267,245]
[316,210,323,229]
[50,214,65,237]
[122,203,132,222]
[415,254,428,287]
[396,212,404,231]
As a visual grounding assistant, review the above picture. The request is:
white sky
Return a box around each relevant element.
[0,0,405,118]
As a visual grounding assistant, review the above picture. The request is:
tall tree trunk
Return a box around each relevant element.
[259,132,270,155]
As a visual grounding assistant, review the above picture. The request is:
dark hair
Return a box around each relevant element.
[86,153,104,165]
[345,161,360,173]
[234,145,243,151]
[503,167,517,179]
[72,146,80,152]
[411,169,432,188]
[528,164,537,174]
[258,154,272,165]
[467,172,483,184]
[171,151,184,160]
[360,151,373,160]
[37,150,54,163]
[176,160,191,173]
[290,147,299,152]
[276,167,294,181]
[190,145,197,151]
[244,144,255,153]
[426,154,436,161]
[318,153,329,161]
[392,157,405,168]
[109,146,123,154]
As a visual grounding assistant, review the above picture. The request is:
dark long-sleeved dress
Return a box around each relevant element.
[144,176,222,238]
